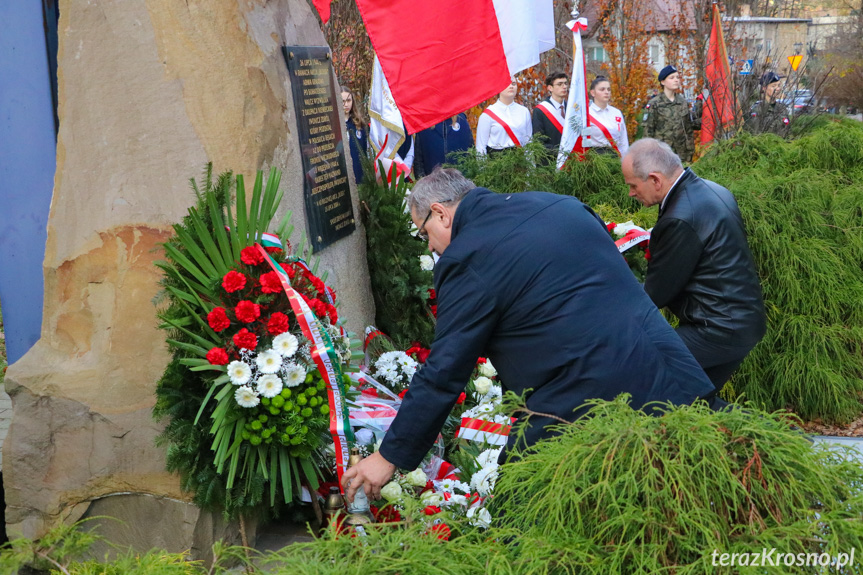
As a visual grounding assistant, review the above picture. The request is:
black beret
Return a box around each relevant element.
[760,71,782,87]
[658,65,677,82]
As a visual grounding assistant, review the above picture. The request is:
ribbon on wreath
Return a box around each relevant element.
[255,244,355,487]
[455,417,511,446]
[289,257,345,337]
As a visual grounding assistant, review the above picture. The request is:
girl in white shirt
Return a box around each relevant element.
[585,76,629,156]
[476,79,533,156]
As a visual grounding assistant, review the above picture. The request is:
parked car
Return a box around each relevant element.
[783,89,814,115]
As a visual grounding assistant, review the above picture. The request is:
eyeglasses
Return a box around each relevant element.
[417,210,433,242]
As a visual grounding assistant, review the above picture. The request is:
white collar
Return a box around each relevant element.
[660,169,687,211]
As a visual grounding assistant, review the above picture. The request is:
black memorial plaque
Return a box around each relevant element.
[283,46,355,252]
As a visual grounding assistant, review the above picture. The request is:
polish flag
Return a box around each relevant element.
[557,17,589,169]
[311,0,331,24]
[368,56,411,182]
[355,0,554,134]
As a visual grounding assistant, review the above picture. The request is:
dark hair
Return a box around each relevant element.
[545,71,568,86]
[339,85,366,127]
[590,76,610,91]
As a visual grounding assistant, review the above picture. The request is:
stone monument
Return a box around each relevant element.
[3,0,374,556]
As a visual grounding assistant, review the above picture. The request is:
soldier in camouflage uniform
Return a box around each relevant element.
[745,71,790,137]
[644,65,697,163]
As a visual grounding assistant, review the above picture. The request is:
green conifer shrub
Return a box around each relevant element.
[355,153,435,349]
[694,119,863,423]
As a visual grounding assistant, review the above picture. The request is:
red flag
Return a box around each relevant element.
[312,0,331,24]
[355,0,512,134]
[702,3,735,145]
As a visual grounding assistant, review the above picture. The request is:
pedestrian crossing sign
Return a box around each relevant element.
[739,60,754,75]
[788,55,803,71]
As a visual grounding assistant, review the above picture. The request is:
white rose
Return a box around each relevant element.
[419,255,434,271]
[420,491,444,506]
[474,376,493,396]
[380,481,403,502]
[405,468,428,487]
[354,428,374,446]
[478,361,497,378]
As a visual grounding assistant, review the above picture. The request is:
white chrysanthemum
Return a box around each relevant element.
[283,362,307,387]
[474,376,493,396]
[397,353,417,368]
[476,448,503,468]
[419,254,434,271]
[380,481,403,502]
[405,469,427,487]
[420,491,444,506]
[234,385,260,408]
[478,361,497,378]
[272,332,299,357]
[256,374,283,398]
[476,403,495,415]
[467,506,492,528]
[470,466,498,497]
[445,493,468,507]
[255,350,282,374]
[227,361,252,386]
[436,478,456,493]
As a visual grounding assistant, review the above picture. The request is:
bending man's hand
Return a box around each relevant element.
[341,451,396,503]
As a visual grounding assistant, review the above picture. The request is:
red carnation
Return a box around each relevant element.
[327,304,338,324]
[606,221,617,233]
[644,247,652,261]
[430,304,438,318]
[264,246,282,255]
[233,328,258,350]
[456,392,466,404]
[267,312,290,335]
[373,506,402,523]
[477,357,487,364]
[260,271,283,294]
[310,299,327,318]
[206,347,230,365]
[240,246,265,266]
[428,523,451,540]
[280,263,297,279]
[222,270,247,293]
[235,300,261,323]
[207,307,230,332]
[423,505,442,516]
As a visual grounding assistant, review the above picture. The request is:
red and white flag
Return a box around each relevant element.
[311,0,331,24]
[557,17,589,170]
[702,3,735,146]
[355,0,554,134]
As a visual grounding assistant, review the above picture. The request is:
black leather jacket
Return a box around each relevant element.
[645,169,766,345]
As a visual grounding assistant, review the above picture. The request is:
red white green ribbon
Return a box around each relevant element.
[255,244,354,486]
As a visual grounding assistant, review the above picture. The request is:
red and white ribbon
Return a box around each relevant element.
[455,417,511,446]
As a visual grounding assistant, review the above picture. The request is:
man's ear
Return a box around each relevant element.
[649,173,663,190]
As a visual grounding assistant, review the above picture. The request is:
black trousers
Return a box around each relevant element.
[676,324,757,389]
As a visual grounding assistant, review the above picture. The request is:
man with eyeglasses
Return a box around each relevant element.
[342,167,715,503]
[532,71,569,153]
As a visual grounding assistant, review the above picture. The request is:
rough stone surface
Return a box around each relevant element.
[4,0,374,552]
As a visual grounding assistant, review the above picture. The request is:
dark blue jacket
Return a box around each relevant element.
[413,114,474,178]
[345,118,367,185]
[379,188,715,469]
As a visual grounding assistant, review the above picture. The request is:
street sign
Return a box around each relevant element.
[788,55,803,71]
[739,59,754,75]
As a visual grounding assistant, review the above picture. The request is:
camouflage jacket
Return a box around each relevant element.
[644,93,695,162]
[745,100,790,138]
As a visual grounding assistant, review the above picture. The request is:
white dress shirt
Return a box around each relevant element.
[476,100,533,155]
[585,102,629,155]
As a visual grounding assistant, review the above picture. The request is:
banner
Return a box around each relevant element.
[557,17,589,169]
[702,3,735,145]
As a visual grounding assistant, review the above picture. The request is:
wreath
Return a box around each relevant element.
[153,166,357,518]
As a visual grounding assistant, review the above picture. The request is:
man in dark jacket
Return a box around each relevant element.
[413,113,474,178]
[622,138,766,390]
[343,167,715,501]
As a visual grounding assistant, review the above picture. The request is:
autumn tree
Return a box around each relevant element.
[819,0,863,109]
[593,0,654,136]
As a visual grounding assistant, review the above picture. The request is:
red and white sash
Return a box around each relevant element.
[587,113,621,156]
[536,101,564,134]
[482,108,522,148]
